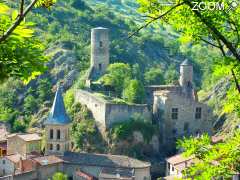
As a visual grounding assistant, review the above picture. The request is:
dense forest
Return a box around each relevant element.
[0,0,239,179]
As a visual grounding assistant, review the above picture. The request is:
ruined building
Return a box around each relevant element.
[149,59,212,150]
[86,27,110,87]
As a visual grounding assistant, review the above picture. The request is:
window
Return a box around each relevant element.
[56,144,60,151]
[98,63,102,71]
[99,41,103,47]
[168,163,170,170]
[2,160,5,164]
[184,122,190,134]
[171,108,178,120]
[57,129,61,139]
[172,166,174,171]
[3,169,5,175]
[50,144,53,150]
[195,107,202,119]
[50,129,53,139]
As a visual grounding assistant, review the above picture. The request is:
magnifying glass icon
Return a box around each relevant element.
[226,1,239,12]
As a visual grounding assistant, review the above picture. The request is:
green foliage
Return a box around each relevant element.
[144,66,165,85]
[122,79,145,104]
[12,119,26,132]
[37,78,52,102]
[70,103,104,152]
[164,65,179,84]
[0,3,49,82]
[52,172,67,180]
[100,63,132,95]
[178,130,240,179]
[64,89,75,113]
[23,95,38,114]
[110,117,158,143]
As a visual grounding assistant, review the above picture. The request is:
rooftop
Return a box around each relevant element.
[33,155,64,166]
[18,133,41,142]
[99,167,134,179]
[45,86,71,125]
[166,153,194,165]
[6,154,23,163]
[181,59,192,66]
[7,133,41,142]
[63,151,150,169]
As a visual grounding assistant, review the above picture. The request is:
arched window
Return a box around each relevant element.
[56,144,60,151]
[50,129,53,139]
[49,144,53,150]
[57,129,61,139]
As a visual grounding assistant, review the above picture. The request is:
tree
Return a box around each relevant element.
[52,172,67,180]
[100,63,132,96]
[144,67,165,85]
[0,1,55,82]
[165,65,179,84]
[178,130,240,179]
[23,95,38,114]
[37,78,52,102]
[123,79,145,104]
[135,0,240,93]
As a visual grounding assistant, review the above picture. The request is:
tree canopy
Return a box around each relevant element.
[0,0,55,82]
[136,0,240,93]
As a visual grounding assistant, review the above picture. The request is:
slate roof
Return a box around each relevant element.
[99,167,134,179]
[44,87,71,125]
[63,152,150,169]
[181,59,192,66]
[33,155,64,166]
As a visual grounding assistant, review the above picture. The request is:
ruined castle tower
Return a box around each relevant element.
[44,86,71,156]
[91,27,109,73]
[179,59,194,98]
[86,27,109,87]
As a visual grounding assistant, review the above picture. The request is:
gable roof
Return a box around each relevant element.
[44,87,71,125]
[166,154,194,165]
[63,152,150,169]
[17,133,41,142]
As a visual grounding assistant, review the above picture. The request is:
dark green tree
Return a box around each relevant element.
[144,67,165,85]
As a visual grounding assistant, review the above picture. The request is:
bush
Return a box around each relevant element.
[110,118,158,143]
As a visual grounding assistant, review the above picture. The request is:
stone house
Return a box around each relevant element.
[7,133,41,158]
[150,60,212,151]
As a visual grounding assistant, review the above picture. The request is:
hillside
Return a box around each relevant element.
[0,0,232,148]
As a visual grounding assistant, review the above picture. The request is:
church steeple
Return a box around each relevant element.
[45,85,71,156]
[45,86,71,125]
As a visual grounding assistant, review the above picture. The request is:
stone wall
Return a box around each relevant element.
[13,171,37,180]
[75,90,151,130]
[153,90,212,151]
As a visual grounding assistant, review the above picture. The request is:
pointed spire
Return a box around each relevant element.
[45,85,71,125]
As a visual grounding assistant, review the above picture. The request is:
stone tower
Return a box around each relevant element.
[44,86,71,156]
[91,27,109,75]
[179,59,194,97]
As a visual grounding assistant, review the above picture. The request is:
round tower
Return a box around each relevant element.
[44,86,71,156]
[91,27,109,75]
[179,59,193,87]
